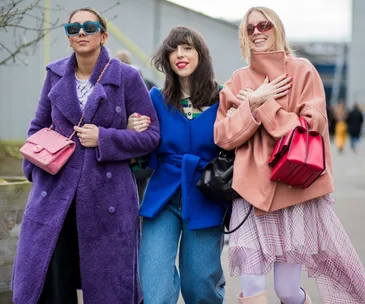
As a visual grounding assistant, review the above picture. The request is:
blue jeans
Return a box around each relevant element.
[139,191,225,304]
[350,136,360,151]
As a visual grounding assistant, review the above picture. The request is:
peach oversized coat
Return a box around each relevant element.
[214,51,334,213]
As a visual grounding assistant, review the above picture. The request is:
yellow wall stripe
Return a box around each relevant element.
[107,21,163,80]
[43,0,51,74]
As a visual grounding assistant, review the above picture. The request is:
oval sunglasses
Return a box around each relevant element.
[247,21,273,35]
[64,21,105,36]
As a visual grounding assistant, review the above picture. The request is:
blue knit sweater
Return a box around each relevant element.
[139,87,225,230]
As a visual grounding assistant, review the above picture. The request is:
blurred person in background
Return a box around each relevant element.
[326,104,337,142]
[116,49,132,65]
[116,49,156,90]
[12,7,160,304]
[334,102,348,153]
[346,102,364,152]
[128,26,227,304]
[116,49,155,202]
[214,6,365,304]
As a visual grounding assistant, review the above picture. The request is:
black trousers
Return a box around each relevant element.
[38,203,81,304]
[133,168,153,203]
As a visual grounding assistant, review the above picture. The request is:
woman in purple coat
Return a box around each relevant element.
[12,8,160,304]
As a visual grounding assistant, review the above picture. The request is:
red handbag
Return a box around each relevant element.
[268,117,325,188]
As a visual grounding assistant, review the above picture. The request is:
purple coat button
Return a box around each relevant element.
[108,206,115,214]
[106,172,112,179]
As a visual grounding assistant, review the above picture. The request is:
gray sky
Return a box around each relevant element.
[169,0,351,42]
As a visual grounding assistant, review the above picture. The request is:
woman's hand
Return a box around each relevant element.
[237,74,292,111]
[226,93,250,117]
[226,107,238,117]
[127,113,151,132]
[74,124,99,147]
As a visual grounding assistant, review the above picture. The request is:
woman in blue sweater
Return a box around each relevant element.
[128,26,226,303]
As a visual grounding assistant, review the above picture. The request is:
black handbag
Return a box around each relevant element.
[196,149,253,234]
[196,150,239,201]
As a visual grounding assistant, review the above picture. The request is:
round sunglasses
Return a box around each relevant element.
[247,21,273,35]
[64,21,105,36]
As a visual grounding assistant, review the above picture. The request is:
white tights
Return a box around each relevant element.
[240,262,306,304]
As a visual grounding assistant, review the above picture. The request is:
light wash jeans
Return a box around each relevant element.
[139,190,225,304]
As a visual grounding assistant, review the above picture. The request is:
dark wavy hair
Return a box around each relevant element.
[152,26,219,110]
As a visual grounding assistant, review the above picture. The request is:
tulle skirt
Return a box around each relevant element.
[229,195,365,303]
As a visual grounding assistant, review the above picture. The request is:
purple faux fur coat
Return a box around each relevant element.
[12,46,160,304]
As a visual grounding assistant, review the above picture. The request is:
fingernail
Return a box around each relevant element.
[137,113,141,117]
[286,73,289,77]
[290,83,293,87]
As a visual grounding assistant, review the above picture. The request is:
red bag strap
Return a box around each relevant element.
[299,117,308,129]
[268,116,308,167]
[49,60,112,140]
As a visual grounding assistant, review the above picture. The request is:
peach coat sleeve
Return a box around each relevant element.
[214,76,261,150]
[255,61,328,140]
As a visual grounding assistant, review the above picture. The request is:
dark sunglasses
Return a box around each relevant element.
[64,21,105,36]
[247,21,273,35]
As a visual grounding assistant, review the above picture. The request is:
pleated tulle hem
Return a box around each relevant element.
[229,195,365,303]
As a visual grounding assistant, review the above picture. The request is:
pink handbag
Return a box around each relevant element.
[20,125,80,175]
[20,61,111,175]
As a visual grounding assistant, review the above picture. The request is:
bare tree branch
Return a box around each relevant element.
[0,33,45,65]
[0,1,120,66]
[0,0,60,65]
[2,23,60,31]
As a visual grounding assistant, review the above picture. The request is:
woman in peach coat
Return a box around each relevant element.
[214,6,365,304]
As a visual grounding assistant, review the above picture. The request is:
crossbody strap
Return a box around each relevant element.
[50,60,112,140]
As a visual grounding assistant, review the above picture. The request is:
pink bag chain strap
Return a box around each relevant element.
[55,60,112,141]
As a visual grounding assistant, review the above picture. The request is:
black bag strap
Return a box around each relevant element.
[221,203,253,235]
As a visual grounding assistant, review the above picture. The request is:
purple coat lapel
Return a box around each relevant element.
[48,71,82,126]
[83,82,107,122]
[47,47,120,126]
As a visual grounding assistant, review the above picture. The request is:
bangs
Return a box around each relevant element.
[163,28,195,53]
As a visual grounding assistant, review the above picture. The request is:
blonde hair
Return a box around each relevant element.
[238,7,294,62]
